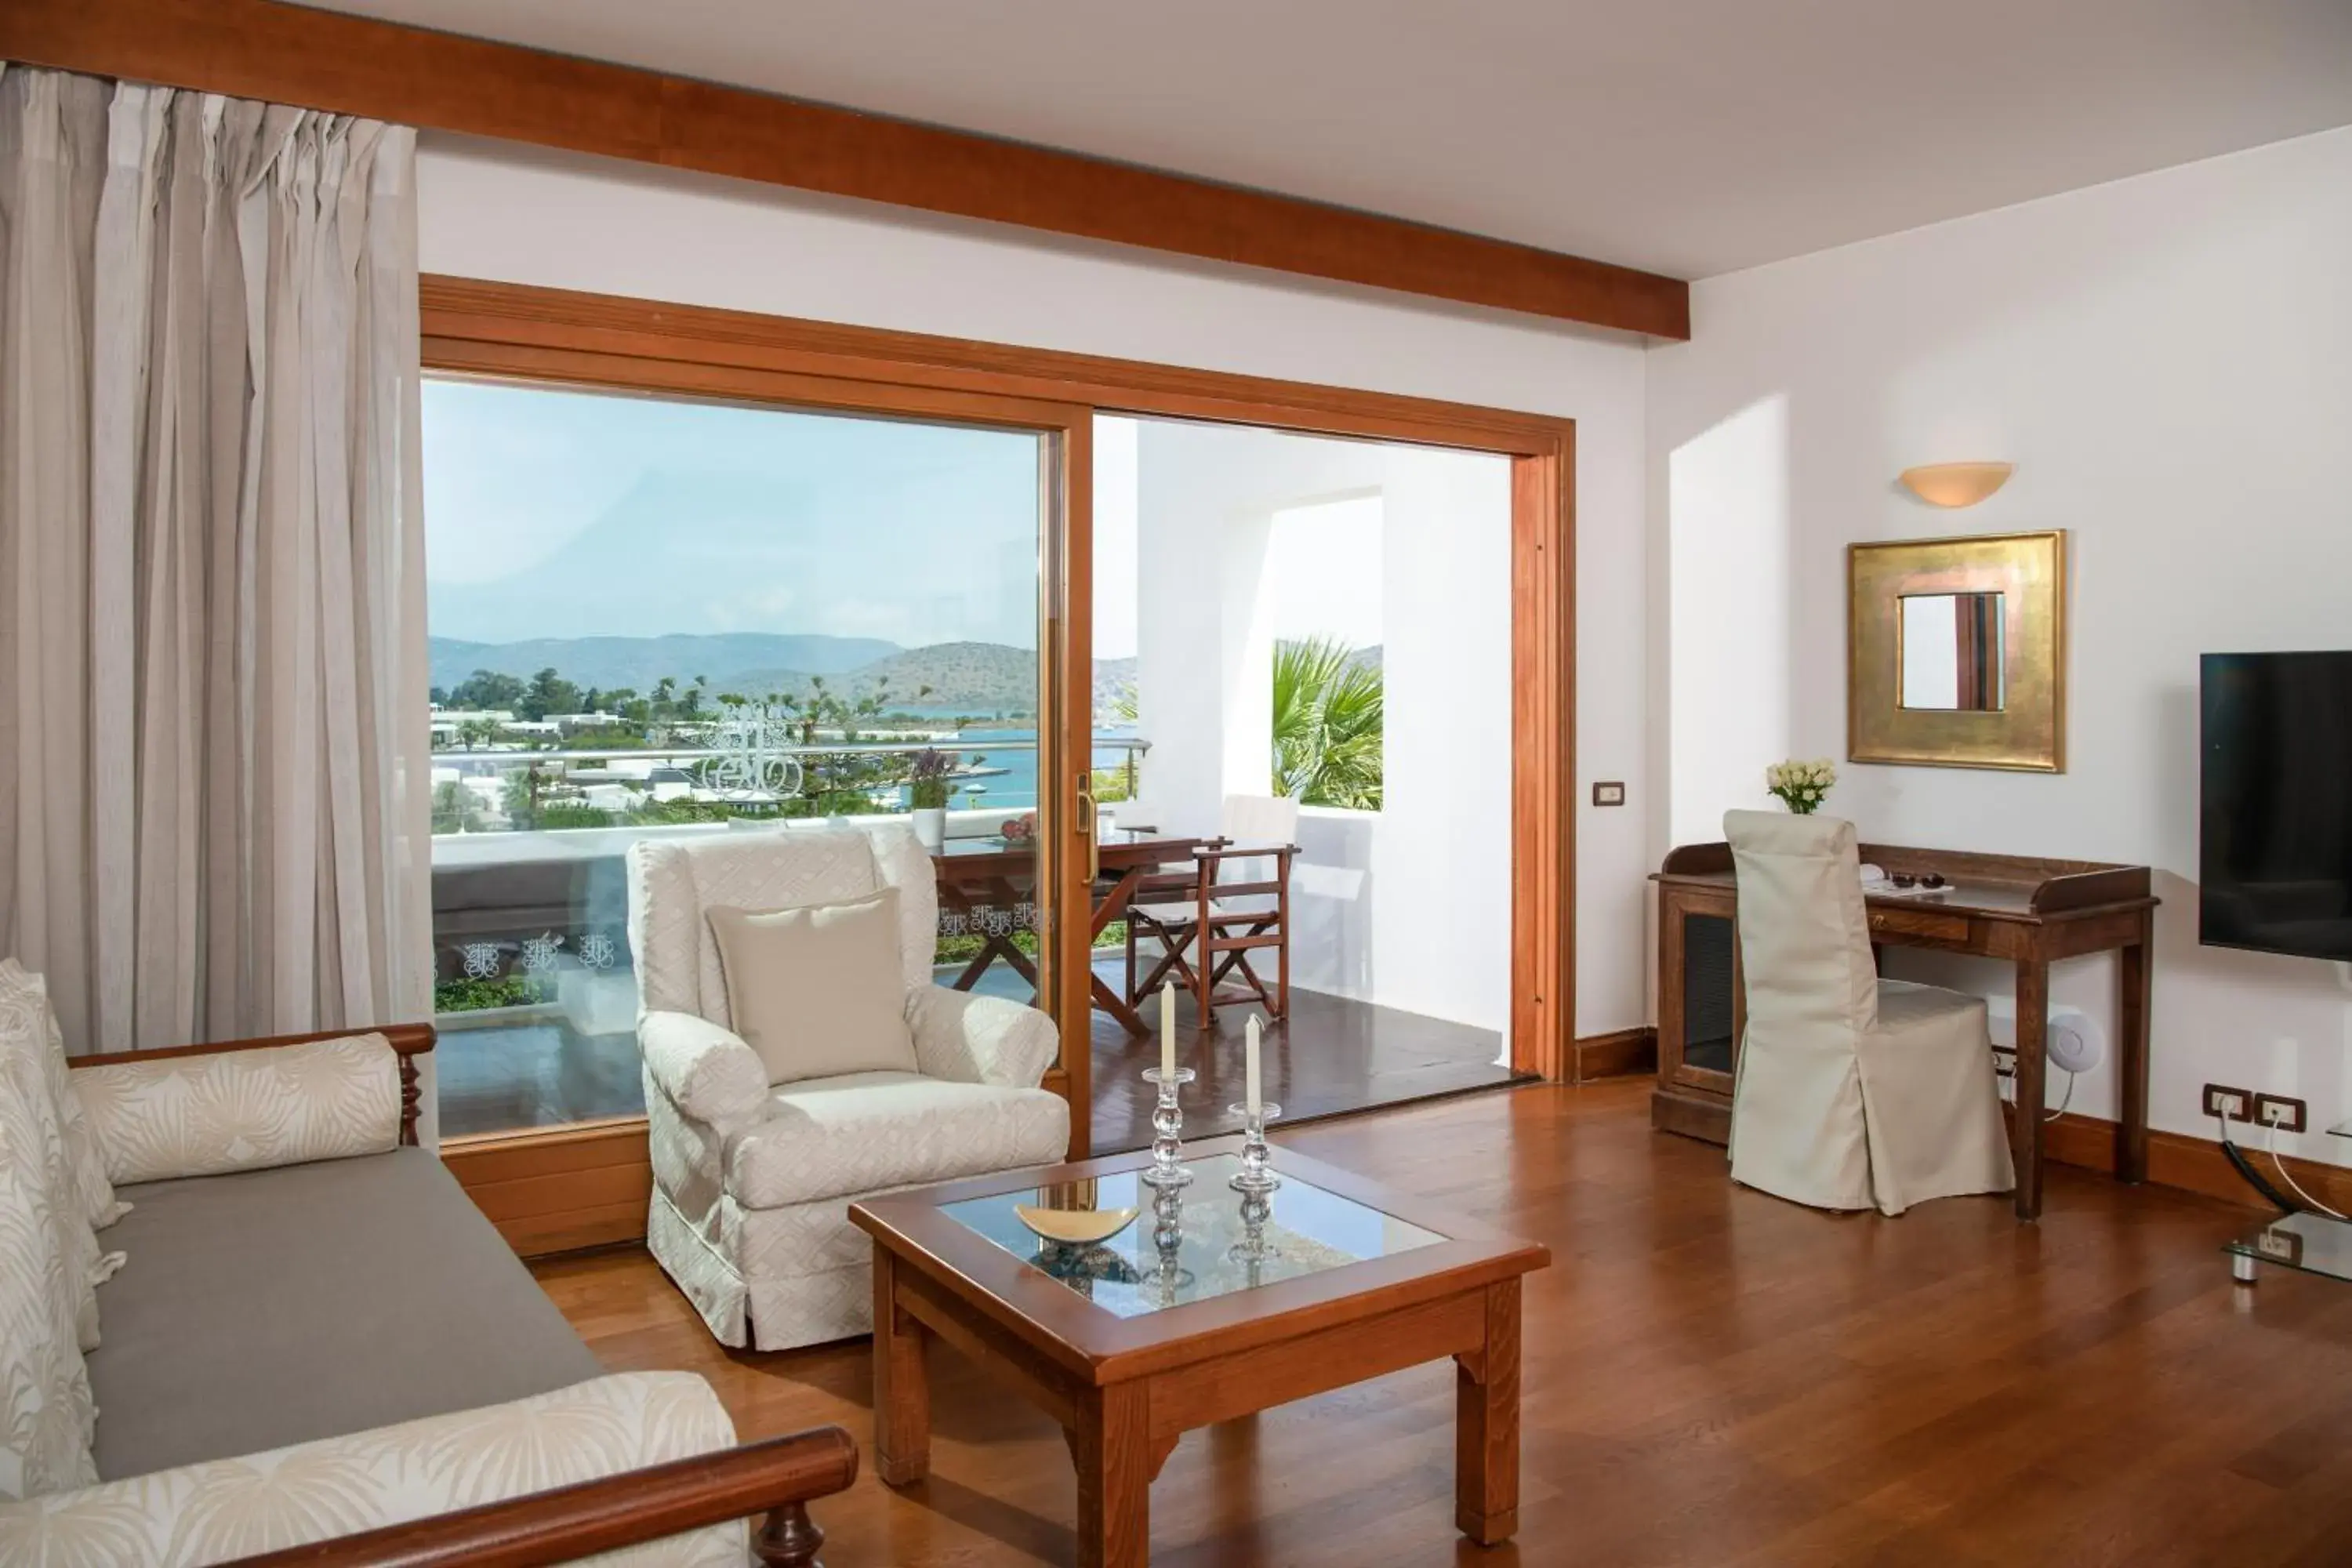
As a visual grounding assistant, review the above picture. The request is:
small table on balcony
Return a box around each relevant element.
[931,830,1212,1036]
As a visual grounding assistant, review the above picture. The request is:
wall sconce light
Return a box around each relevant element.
[1898,462,2014,508]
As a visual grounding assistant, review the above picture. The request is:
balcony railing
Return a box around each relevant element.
[428,736,1149,1014]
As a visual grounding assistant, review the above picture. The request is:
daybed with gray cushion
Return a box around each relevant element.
[0,960,854,1567]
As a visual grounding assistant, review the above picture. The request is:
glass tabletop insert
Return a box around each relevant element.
[2223,1210,2352,1284]
[940,1155,1445,1319]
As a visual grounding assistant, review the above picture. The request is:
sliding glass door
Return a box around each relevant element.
[420,376,1092,1145]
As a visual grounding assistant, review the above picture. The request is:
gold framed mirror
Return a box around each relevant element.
[1849,530,2066,771]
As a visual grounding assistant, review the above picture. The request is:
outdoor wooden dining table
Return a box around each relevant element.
[930,829,1212,1036]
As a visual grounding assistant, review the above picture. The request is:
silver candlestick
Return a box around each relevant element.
[1139,1066,1195,1189]
[1227,1101,1283,1195]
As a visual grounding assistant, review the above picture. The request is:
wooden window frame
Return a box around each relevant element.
[423,275,1573,1251]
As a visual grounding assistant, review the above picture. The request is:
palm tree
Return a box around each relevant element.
[1272,636,1384,809]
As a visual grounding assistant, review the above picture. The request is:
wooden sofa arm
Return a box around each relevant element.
[67,1022,437,1147]
[220,1424,858,1568]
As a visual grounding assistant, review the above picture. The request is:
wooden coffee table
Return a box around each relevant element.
[848,1136,1550,1567]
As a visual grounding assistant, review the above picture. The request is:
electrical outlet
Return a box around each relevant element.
[2255,1094,2309,1134]
[2204,1084,2254,1122]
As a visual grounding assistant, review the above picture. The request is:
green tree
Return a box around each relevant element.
[517,666,581,722]
[1272,637,1384,809]
[449,669,527,712]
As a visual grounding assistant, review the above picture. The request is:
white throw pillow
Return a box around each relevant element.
[707,889,919,1086]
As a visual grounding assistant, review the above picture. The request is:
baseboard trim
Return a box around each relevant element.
[1574,1026,1657,1083]
[2042,1109,2352,1217]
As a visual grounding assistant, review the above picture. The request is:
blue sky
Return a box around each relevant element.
[423,378,1044,650]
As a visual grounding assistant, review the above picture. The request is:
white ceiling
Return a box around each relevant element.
[300,0,2352,280]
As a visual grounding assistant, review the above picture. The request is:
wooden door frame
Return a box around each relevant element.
[423,275,1573,1233]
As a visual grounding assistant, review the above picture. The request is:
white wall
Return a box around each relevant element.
[416,135,1653,1037]
[1124,419,1512,1037]
[1648,125,2352,1162]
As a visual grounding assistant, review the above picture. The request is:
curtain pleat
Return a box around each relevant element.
[0,65,426,1054]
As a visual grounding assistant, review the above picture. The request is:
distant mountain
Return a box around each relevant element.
[845,642,1042,710]
[434,633,1156,717]
[1094,656,1138,717]
[429,633,900,696]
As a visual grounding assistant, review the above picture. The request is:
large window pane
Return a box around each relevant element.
[423,379,1044,1137]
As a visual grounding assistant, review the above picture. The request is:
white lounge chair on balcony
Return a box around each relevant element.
[626,824,1070,1349]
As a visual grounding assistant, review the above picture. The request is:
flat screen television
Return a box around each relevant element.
[2201,651,2352,961]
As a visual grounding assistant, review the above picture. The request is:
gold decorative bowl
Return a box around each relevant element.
[1014,1205,1140,1247]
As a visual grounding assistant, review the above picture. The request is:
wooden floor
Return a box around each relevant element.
[532,1080,2352,1566]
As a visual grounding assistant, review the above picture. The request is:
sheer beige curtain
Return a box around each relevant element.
[0,65,428,1055]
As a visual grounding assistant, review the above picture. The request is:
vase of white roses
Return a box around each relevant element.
[1766,757,1837,815]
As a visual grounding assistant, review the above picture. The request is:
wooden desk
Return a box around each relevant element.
[1651,843,2156,1220]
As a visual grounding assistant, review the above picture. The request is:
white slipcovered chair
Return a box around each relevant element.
[627,825,1070,1349]
[1724,810,2015,1216]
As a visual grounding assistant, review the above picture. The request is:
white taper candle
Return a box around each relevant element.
[1245,1014,1262,1114]
[1160,981,1176,1080]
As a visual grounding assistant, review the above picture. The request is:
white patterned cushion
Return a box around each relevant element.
[905,984,1059,1089]
[0,965,122,1238]
[0,992,99,1498]
[0,1371,745,1566]
[724,1070,1070,1210]
[0,965,122,1356]
[74,1036,400,1187]
[639,1012,770,1130]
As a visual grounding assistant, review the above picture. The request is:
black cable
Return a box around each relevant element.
[2222,1138,2299,1214]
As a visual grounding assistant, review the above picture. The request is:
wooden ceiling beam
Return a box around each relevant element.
[0,0,1691,340]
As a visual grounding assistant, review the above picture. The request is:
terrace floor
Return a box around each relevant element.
[435,957,1516,1144]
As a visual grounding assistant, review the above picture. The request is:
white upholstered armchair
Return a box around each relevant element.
[627,825,1070,1350]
